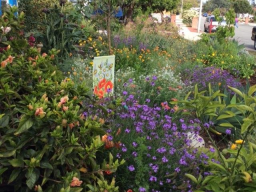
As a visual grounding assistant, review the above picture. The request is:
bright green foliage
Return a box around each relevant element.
[182,9,199,26]
[18,0,74,32]
[203,0,232,13]
[0,7,124,191]
[233,0,253,14]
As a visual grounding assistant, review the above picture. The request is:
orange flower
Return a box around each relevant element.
[7,55,14,63]
[35,107,46,118]
[173,105,179,111]
[94,86,104,98]
[104,81,113,93]
[169,87,177,91]
[69,123,75,129]
[102,134,108,142]
[161,102,170,110]
[62,106,68,111]
[70,177,83,187]
[1,60,8,68]
[50,54,55,59]
[105,141,114,149]
[42,53,47,57]
[171,98,178,102]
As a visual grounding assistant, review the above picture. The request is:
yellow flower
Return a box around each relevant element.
[212,53,215,56]
[231,144,237,150]
[88,37,92,42]
[90,61,93,65]
[98,36,102,41]
[235,139,244,144]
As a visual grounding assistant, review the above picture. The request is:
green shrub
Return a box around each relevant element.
[0,7,124,191]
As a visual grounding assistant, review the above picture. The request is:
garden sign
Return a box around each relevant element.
[93,55,115,98]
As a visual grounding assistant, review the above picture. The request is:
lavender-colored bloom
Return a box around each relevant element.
[122,147,127,152]
[132,142,138,147]
[145,77,150,81]
[162,156,168,163]
[203,123,210,128]
[152,156,157,160]
[132,151,138,157]
[209,147,215,153]
[147,146,152,150]
[151,81,155,86]
[146,99,150,103]
[157,147,166,153]
[129,78,133,83]
[152,76,157,81]
[128,165,135,172]
[175,167,180,173]
[139,187,146,192]
[125,128,130,133]
[123,91,128,95]
[116,153,121,158]
[226,129,231,135]
[149,176,157,182]
[166,179,171,183]
[107,135,113,141]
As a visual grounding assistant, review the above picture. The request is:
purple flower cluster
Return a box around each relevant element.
[184,66,242,93]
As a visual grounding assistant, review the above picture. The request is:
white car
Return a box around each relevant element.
[204,16,226,33]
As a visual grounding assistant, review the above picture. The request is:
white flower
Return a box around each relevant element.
[1,26,11,34]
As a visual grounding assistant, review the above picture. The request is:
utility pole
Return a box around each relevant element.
[197,0,203,33]
[180,0,183,17]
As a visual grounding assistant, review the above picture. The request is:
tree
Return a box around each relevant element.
[203,0,232,13]
[122,0,179,23]
[233,0,253,14]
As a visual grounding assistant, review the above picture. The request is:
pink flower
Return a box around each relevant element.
[70,177,82,187]
[60,96,69,105]
[35,107,46,118]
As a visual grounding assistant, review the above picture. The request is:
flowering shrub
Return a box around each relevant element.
[182,66,243,93]
[0,12,123,191]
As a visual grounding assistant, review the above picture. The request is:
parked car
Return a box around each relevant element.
[251,26,256,49]
[204,15,227,33]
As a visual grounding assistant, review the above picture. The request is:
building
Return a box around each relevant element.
[0,0,18,15]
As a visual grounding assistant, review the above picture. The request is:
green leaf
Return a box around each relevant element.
[0,115,9,128]
[219,123,234,127]
[228,86,244,97]
[185,173,198,184]
[9,159,24,167]
[26,169,38,189]
[241,120,253,134]
[14,117,33,135]
[217,113,235,120]
[209,162,227,172]
[40,162,53,169]
[248,84,256,96]
[8,168,21,184]
[0,168,8,176]
[0,149,16,157]
[70,188,83,192]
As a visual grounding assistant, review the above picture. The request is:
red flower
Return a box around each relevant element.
[127,190,133,192]
[98,78,107,89]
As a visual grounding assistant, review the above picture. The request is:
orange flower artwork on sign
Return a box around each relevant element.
[93,55,115,98]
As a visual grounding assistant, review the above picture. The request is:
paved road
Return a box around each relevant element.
[234,23,255,51]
